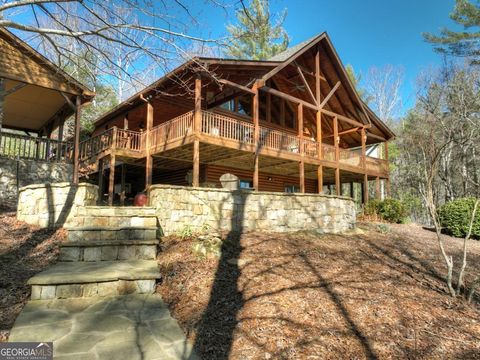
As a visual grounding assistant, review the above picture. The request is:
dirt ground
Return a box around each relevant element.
[0,212,64,342]
[157,223,480,360]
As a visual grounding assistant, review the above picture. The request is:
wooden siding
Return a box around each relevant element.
[205,165,318,193]
[0,34,81,95]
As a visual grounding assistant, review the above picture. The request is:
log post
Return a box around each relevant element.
[364,173,369,204]
[376,176,381,200]
[298,103,305,193]
[145,101,154,190]
[108,154,115,206]
[334,116,340,195]
[384,141,390,198]
[98,158,104,204]
[253,82,260,191]
[0,78,4,145]
[193,76,202,187]
[120,163,126,206]
[316,111,323,193]
[73,96,81,184]
[361,128,368,204]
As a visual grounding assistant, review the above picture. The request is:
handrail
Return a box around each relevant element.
[150,111,194,150]
[202,110,254,144]
[0,132,72,162]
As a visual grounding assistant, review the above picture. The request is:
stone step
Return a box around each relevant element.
[66,226,159,242]
[28,260,160,300]
[68,214,158,228]
[77,206,156,217]
[59,240,158,262]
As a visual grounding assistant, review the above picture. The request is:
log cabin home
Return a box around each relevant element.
[83,33,394,205]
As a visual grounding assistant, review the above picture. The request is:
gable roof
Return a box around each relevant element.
[0,27,94,97]
[93,32,394,143]
[1,27,95,132]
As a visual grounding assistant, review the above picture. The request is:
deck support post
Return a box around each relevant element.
[361,127,367,204]
[0,78,5,145]
[108,154,115,206]
[376,176,381,200]
[316,110,322,193]
[73,96,81,185]
[298,103,305,193]
[253,82,260,191]
[193,76,202,187]
[333,116,340,196]
[384,141,390,198]
[120,163,126,205]
[363,174,369,204]
[97,158,104,204]
[145,101,154,190]
[317,166,323,194]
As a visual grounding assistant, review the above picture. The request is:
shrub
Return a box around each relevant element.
[439,197,480,238]
[364,198,409,224]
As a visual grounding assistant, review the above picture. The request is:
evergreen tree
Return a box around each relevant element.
[345,64,370,102]
[226,0,289,60]
[423,0,480,64]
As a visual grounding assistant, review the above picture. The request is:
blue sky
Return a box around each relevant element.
[190,0,462,115]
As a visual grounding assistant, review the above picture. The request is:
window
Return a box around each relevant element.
[240,179,253,189]
[284,184,299,193]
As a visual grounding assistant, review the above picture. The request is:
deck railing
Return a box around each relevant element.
[259,125,300,154]
[150,111,194,150]
[79,128,114,161]
[115,128,144,152]
[202,111,255,145]
[0,132,72,162]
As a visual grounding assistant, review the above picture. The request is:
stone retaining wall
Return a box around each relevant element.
[0,157,73,210]
[149,184,356,235]
[17,182,98,228]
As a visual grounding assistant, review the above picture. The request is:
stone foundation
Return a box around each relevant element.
[17,182,98,228]
[149,184,356,235]
[0,158,73,210]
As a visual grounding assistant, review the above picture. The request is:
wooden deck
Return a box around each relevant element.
[0,131,72,162]
[79,110,389,178]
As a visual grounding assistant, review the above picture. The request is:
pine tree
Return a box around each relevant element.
[345,64,370,103]
[423,0,480,64]
[226,0,289,60]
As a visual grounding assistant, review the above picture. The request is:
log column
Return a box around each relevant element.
[0,78,4,145]
[385,141,390,198]
[108,127,118,206]
[361,128,369,203]
[73,96,82,185]
[193,76,202,187]
[298,103,305,193]
[253,82,260,191]
[145,101,154,190]
[334,116,340,195]
[315,48,323,193]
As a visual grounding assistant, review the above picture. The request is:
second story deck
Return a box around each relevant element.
[79,110,389,177]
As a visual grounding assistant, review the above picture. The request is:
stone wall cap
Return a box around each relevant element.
[149,184,354,201]
[18,182,98,192]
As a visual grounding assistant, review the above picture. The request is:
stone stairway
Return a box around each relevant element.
[28,206,161,300]
[10,206,199,359]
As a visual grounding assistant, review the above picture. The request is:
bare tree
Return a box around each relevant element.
[365,65,404,124]
[0,0,229,91]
